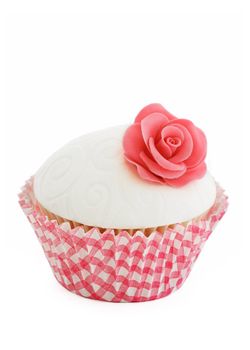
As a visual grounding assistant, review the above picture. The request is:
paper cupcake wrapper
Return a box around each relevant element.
[19,178,228,302]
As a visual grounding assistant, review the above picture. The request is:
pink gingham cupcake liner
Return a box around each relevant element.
[19,178,228,302]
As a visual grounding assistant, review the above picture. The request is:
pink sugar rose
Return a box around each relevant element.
[123,103,207,187]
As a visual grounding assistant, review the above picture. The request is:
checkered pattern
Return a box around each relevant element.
[19,179,228,302]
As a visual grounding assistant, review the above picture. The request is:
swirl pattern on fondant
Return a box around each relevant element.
[35,145,86,201]
[92,137,122,171]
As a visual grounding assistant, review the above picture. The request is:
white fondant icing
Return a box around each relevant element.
[34,125,216,228]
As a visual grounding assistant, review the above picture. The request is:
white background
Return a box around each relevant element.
[1,1,250,350]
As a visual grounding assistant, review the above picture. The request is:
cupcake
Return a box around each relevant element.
[19,103,228,302]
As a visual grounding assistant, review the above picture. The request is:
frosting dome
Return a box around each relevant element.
[34,125,216,229]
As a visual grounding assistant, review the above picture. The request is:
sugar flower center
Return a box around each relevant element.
[166,136,182,147]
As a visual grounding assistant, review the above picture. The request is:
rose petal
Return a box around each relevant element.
[135,103,176,123]
[125,156,163,183]
[123,123,146,165]
[149,137,185,171]
[169,119,207,167]
[164,162,207,187]
[156,138,173,158]
[140,151,186,179]
[136,164,164,184]
[159,125,184,155]
[141,113,169,149]
[185,129,206,168]
[167,122,194,163]
[161,125,184,141]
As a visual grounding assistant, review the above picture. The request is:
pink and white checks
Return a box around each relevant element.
[19,179,228,302]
